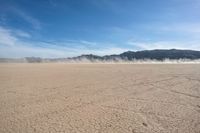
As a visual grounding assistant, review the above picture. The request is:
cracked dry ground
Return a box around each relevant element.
[0,64,200,133]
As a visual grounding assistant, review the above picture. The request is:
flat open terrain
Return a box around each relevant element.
[0,63,200,133]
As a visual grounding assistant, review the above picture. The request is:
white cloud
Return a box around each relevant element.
[0,26,18,46]
[0,26,31,46]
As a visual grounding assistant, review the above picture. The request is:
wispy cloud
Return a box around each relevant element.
[0,14,7,25]
[106,22,200,49]
[0,26,31,46]
[0,44,129,58]
[0,26,18,46]
[90,0,126,14]
[48,0,58,7]
[155,23,200,35]
[128,41,200,50]
[79,40,97,46]
[0,26,128,58]
[13,30,31,38]
[12,8,41,30]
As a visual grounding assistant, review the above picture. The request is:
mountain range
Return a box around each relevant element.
[1,49,200,63]
[69,49,200,61]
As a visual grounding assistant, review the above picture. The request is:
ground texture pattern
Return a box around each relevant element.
[0,64,200,133]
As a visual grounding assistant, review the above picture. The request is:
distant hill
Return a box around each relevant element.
[1,49,200,62]
[69,49,200,61]
[119,49,200,60]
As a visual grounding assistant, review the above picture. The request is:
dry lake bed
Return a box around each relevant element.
[0,63,200,133]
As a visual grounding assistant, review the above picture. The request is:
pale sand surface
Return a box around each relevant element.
[0,63,200,133]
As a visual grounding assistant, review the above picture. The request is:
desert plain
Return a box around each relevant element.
[0,63,200,133]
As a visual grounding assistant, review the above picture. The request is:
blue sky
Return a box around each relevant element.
[0,0,200,58]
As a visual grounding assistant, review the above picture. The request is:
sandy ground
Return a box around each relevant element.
[0,63,200,133]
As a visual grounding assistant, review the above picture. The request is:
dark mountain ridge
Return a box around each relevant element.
[70,49,200,61]
[1,49,200,62]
